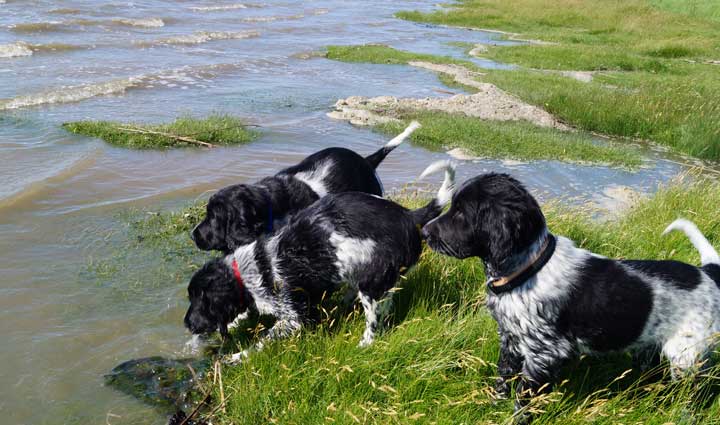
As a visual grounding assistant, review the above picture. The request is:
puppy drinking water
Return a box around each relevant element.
[191,122,421,253]
[422,173,720,416]
[184,161,456,362]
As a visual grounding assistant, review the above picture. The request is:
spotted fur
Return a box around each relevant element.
[422,173,720,417]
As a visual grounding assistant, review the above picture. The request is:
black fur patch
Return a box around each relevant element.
[703,264,720,287]
[622,260,702,290]
[557,257,653,351]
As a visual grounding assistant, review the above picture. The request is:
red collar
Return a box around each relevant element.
[231,259,245,301]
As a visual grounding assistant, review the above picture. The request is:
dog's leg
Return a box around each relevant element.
[342,286,359,309]
[358,290,393,347]
[513,350,569,423]
[495,331,523,400]
[227,311,250,330]
[662,332,710,380]
[632,347,661,374]
[226,296,302,364]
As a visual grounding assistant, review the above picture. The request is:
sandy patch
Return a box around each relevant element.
[408,61,486,88]
[446,147,480,160]
[468,44,489,56]
[329,61,568,130]
[590,185,644,216]
[559,70,594,83]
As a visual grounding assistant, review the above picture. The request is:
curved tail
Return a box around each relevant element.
[410,160,456,226]
[663,219,719,266]
[364,121,421,169]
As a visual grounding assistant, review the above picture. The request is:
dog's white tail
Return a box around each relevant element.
[386,121,421,148]
[419,160,456,207]
[364,121,421,169]
[663,219,720,266]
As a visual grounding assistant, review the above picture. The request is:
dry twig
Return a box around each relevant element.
[117,126,217,148]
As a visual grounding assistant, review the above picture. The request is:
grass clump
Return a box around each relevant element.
[63,114,258,149]
[395,0,720,161]
[201,180,720,424]
[376,112,642,168]
[326,44,479,70]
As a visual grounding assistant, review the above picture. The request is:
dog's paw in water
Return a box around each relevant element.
[183,334,203,356]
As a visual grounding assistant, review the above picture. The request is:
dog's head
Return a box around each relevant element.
[422,173,546,266]
[191,185,268,253]
[184,258,248,338]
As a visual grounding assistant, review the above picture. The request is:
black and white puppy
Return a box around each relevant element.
[184,161,456,362]
[422,173,720,414]
[191,121,421,254]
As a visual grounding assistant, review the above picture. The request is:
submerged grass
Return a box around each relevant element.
[375,111,642,168]
[186,180,720,424]
[62,114,258,149]
[394,0,720,161]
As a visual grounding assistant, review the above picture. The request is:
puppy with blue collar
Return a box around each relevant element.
[191,122,421,254]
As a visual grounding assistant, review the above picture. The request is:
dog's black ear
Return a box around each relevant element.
[477,175,546,267]
[225,202,254,250]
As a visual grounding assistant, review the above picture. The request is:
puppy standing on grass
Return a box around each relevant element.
[184,161,456,362]
[191,121,421,254]
[422,173,720,417]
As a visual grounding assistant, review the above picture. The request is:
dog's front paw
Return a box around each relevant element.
[493,378,510,400]
[358,336,373,348]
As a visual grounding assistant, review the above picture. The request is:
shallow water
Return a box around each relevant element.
[0,1,714,424]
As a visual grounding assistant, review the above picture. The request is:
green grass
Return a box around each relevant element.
[62,114,258,149]
[483,67,720,160]
[375,112,642,168]
[394,0,720,161]
[190,181,720,424]
[651,0,720,21]
[326,44,480,70]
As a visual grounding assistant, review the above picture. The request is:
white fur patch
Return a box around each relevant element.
[293,159,333,197]
[329,232,376,282]
[358,291,393,347]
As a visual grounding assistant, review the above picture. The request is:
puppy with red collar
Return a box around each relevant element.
[184,161,456,362]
